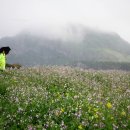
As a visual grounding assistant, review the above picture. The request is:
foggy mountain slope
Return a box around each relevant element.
[1,25,130,66]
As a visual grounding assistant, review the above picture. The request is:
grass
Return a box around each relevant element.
[0,66,130,130]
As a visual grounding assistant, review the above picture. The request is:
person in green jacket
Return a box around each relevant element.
[0,46,11,71]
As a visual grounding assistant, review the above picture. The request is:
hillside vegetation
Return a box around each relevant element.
[0,66,130,129]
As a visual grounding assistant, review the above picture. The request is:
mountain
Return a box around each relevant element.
[1,25,130,67]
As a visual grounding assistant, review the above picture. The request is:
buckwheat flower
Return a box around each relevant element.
[74,95,79,99]
[113,124,119,129]
[44,124,49,129]
[15,97,19,102]
[94,124,98,127]
[36,114,39,118]
[28,125,33,130]
[18,107,23,113]
[55,109,61,116]
[60,120,67,129]
[106,102,112,109]
[127,105,130,112]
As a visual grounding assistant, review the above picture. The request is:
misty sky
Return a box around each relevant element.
[0,0,130,42]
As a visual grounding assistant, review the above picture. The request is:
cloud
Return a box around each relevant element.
[0,0,130,42]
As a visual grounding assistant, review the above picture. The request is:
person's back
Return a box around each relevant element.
[0,46,11,71]
[0,52,6,70]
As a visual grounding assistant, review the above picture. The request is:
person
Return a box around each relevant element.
[0,46,11,71]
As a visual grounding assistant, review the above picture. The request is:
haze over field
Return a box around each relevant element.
[1,25,130,71]
[1,0,130,70]
[0,0,130,42]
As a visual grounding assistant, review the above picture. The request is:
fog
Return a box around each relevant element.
[0,0,130,42]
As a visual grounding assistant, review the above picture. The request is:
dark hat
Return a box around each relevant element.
[0,46,11,55]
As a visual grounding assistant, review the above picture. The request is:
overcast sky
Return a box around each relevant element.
[0,0,130,42]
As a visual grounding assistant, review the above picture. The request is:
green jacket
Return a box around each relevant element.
[0,52,6,70]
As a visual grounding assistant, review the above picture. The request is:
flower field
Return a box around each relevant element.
[0,66,130,130]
